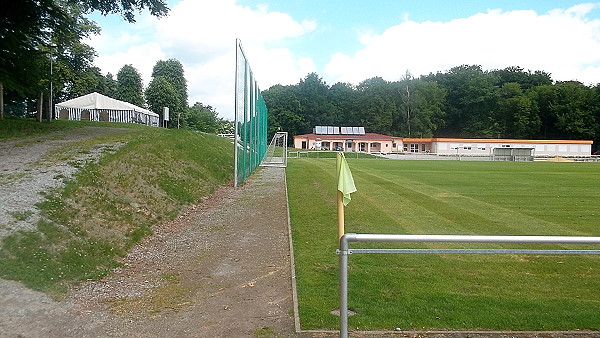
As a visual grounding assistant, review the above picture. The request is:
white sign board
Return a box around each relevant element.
[163,107,170,121]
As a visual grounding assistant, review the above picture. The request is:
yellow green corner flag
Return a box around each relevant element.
[336,152,357,206]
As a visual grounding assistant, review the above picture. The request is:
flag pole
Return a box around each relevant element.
[336,153,344,246]
[337,190,344,245]
[336,151,356,248]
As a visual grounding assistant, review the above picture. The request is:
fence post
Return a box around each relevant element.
[339,234,350,338]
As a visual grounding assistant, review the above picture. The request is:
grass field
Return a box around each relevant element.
[286,158,600,331]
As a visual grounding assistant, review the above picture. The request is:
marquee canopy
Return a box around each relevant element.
[55,92,159,127]
[56,92,158,117]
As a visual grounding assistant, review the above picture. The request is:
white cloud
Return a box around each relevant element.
[324,4,600,86]
[88,0,316,119]
[93,42,166,82]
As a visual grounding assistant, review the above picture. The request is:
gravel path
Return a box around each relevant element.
[0,128,302,336]
[0,127,125,239]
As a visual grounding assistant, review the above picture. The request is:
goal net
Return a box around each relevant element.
[261,132,288,167]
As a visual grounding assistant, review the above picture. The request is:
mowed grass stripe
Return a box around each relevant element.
[350,161,589,239]
[287,159,600,331]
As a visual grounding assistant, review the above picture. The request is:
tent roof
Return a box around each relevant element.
[56,92,158,117]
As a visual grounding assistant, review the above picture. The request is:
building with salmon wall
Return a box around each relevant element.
[293,127,593,157]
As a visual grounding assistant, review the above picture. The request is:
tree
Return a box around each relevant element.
[0,0,168,119]
[491,66,552,90]
[102,73,118,98]
[185,103,221,133]
[263,84,308,141]
[145,76,178,127]
[430,65,501,137]
[151,59,187,114]
[116,64,145,107]
[497,83,540,138]
[356,77,394,135]
[297,73,334,127]
[75,0,168,23]
[550,81,596,140]
[329,82,359,127]
[398,79,446,138]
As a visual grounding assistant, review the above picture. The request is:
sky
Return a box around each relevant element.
[85,0,600,120]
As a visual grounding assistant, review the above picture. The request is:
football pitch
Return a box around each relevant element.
[286,158,600,331]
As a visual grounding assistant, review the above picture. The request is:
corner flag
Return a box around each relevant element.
[336,152,357,206]
[337,152,356,243]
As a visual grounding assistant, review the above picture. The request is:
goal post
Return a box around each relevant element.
[261,132,288,167]
[234,39,268,187]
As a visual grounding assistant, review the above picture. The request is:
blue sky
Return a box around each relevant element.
[86,1,600,119]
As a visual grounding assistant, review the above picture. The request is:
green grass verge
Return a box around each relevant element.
[287,159,600,331]
[0,118,148,140]
[0,121,233,297]
[288,149,382,159]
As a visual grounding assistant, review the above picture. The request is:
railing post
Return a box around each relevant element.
[339,234,350,338]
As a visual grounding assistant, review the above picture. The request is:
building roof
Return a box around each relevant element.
[423,138,593,144]
[295,132,398,141]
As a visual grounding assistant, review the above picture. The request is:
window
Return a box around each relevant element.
[403,145,408,152]
[410,143,419,153]
[421,144,426,152]
[477,145,486,151]
[502,144,510,148]
[463,146,471,150]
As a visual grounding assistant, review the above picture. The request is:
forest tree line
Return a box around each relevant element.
[263,66,600,150]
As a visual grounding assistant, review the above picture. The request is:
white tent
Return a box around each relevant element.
[55,92,159,127]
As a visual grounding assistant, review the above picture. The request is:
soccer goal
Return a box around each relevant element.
[261,132,288,167]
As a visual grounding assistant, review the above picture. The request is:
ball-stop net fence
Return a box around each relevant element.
[234,39,268,187]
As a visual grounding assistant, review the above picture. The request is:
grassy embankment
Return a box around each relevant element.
[0,119,233,298]
[287,158,600,331]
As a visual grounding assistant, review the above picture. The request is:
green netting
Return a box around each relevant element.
[234,40,268,187]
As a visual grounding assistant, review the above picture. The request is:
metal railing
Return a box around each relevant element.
[338,233,600,338]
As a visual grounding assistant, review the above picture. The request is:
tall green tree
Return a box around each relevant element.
[497,83,540,138]
[550,81,596,140]
[394,79,446,138]
[329,82,359,127]
[145,76,178,127]
[150,59,187,114]
[102,73,118,98]
[491,66,552,90]
[185,103,222,133]
[297,73,335,127]
[263,84,308,140]
[356,77,394,135]
[116,64,145,107]
[430,65,501,137]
